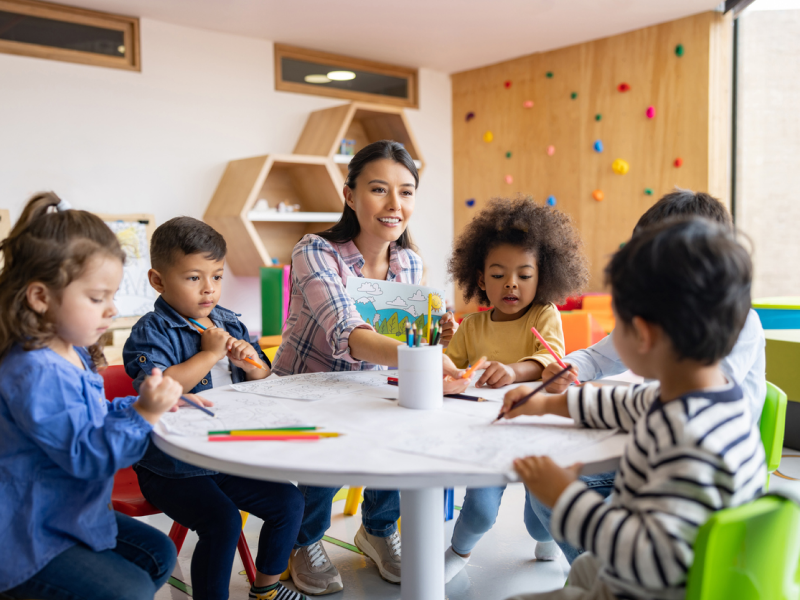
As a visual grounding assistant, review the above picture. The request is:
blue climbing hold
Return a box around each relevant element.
[546,196,557,206]
[466,198,476,207]
[593,140,603,153]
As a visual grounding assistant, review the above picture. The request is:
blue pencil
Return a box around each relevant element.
[180,395,215,417]
[188,317,207,330]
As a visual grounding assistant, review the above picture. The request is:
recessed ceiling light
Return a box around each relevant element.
[304,74,331,84]
[327,70,356,81]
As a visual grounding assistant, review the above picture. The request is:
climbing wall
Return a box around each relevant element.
[452,11,732,311]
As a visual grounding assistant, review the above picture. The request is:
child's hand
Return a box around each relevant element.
[442,354,470,394]
[226,338,264,371]
[438,312,458,347]
[201,326,231,360]
[498,385,548,420]
[134,368,183,424]
[542,362,578,392]
[171,393,214,412]
[513,456,582,508]
[475,361,515,388]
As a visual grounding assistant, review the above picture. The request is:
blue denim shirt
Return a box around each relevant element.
[0,344,151,592]
[123,296,269,478]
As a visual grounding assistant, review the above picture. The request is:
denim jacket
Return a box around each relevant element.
[123,296,269,478]
[0,345,151,591]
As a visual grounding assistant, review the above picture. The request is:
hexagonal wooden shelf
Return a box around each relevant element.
[204,154,344,276]
[294,101,425,177]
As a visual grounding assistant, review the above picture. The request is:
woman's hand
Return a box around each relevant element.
[513,457,582,508]
[475,361,516,388]
[438,312,458,347]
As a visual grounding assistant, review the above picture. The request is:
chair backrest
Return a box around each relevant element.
[761,381,787,473]
[686,495,800,600]
[101,365,137,400]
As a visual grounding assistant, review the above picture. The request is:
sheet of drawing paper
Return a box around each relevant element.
[104,220,158,317]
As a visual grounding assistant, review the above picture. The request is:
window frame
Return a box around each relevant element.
[274,43,418,109]
[0,0,140,71]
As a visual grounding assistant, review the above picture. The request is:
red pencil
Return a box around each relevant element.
[209,435,321,442]
[530,326,579,384]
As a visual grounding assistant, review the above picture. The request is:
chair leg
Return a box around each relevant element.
[168,522,189,554]
[237,530,258,584]
[344,487,364,516]
[444,488,454,521]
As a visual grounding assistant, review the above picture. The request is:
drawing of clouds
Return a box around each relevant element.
[357,282,383,295]
[408,305,418,317]
[386,296,409,308]
[356,296,375,304]
[408,289,426,302]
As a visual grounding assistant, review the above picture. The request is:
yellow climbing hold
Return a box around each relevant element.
[612,159,630,175]
[483,131,494,143]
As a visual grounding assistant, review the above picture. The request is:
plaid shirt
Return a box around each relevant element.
[272,234,423,375]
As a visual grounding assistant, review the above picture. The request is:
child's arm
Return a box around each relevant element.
[475,360,544,388]
[163,326,231,393]
[542,332,627,393]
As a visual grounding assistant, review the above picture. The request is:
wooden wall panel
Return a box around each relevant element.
[452,11,732,311]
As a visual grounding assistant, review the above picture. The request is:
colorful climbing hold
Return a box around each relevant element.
[646,106,656,119]
[505,174,514,184]
[595,113,602,121]
[674,157,683,168]
[675,44,684,57]
[644,188,653,195]
[571,92,578,99]
[612,158,630,175]
[617,82,631,92]
[547,145,555,156]
[483,131,493,143]
[592,190,604,202]
[523,100,534,109]
[505,151,512,159]
[465,198,476,207]
[593,140,603,153]
[465,111,475,122]
[504,80,512,89]
[546,71,553,78]
[546,196,557,206]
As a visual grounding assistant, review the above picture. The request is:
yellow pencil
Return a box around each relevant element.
[427,293,433,343]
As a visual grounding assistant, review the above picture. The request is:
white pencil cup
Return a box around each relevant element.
[397,345,443,410]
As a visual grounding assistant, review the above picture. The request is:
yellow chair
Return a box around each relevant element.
[264,345,279,363]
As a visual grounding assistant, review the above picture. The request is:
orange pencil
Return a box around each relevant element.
[461,356,487,380]
[530,326,579,384]
[188,317,267,370]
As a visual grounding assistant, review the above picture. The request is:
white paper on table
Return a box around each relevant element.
[230,371,389,401]
[158,393,310,436]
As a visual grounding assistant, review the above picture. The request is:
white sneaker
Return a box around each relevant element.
[444,547,470,583]
[289,541,344,595]
[354,525,401,583]
[534,540,562,561]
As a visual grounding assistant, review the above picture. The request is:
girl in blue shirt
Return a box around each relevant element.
[0,193,186,600]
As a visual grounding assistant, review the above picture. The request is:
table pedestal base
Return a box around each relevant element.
[400,487,445,600]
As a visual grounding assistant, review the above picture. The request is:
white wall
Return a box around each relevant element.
[0,18,453,331]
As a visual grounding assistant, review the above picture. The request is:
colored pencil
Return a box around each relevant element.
[530,326,579,384]
[446,393,487,402]
[433,326,442,346]
[180,395,215,417]
[209,434,322,442]
[410,324,417,348]
[461,356,487,380]
[427,294,433,343]
[209,427,317,435]
[492,365,574,423]
[188,317,266,370]
[227,431,341,438]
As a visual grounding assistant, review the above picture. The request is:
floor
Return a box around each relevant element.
[147,451,800,600]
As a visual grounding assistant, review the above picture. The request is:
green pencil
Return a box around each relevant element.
[208,427,318,435]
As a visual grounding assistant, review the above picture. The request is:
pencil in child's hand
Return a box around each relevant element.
[188,317,207,330]
[461,356,487,380]
[530,326,579,384]
[492,365,574,423]
[189,316,265,369]
[180,395,215,417]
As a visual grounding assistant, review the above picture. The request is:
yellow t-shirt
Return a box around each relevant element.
[445,303,565,369]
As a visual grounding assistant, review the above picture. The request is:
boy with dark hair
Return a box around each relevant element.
[502,218,766,600]
[124,216,308,600]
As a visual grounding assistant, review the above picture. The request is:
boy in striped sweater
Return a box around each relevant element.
[501,217,766,600]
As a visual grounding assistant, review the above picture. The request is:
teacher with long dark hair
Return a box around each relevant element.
[273,140,466,595]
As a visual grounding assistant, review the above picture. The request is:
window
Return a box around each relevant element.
[275,44,418,108]
[0,0,139,71]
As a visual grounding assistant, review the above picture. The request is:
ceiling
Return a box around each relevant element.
[62,0,723,73]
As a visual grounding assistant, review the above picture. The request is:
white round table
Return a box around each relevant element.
[153,373,625,600]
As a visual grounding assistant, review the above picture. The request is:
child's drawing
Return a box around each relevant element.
[346,278,446,339]
[105,220,158,317]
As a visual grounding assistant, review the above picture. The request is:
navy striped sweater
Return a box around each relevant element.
[551,382,766,600]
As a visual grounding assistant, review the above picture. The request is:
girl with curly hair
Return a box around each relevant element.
[443,196,589,581]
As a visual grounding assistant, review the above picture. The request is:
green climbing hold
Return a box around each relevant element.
[595,114,602,121]
[571,92,578,99]
[675,44,684,57]
[644,188,653,195]
[546,71,553,78]
[505,151,512,159]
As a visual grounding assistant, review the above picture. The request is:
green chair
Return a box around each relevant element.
[686,495,800,600]
[761,382,788,489]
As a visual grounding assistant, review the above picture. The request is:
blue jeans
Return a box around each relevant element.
[137,468,304,600]
[2,512,176,600]
[295,486,399,547]
[526,471,617,564]
[450,485,554,555]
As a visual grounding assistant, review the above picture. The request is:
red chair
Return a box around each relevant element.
[103,365,257,583]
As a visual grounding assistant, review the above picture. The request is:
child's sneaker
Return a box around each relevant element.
[354,525,401,583]
[534,540,562,561]
[249,582,307,599]
[289,541,343,595]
